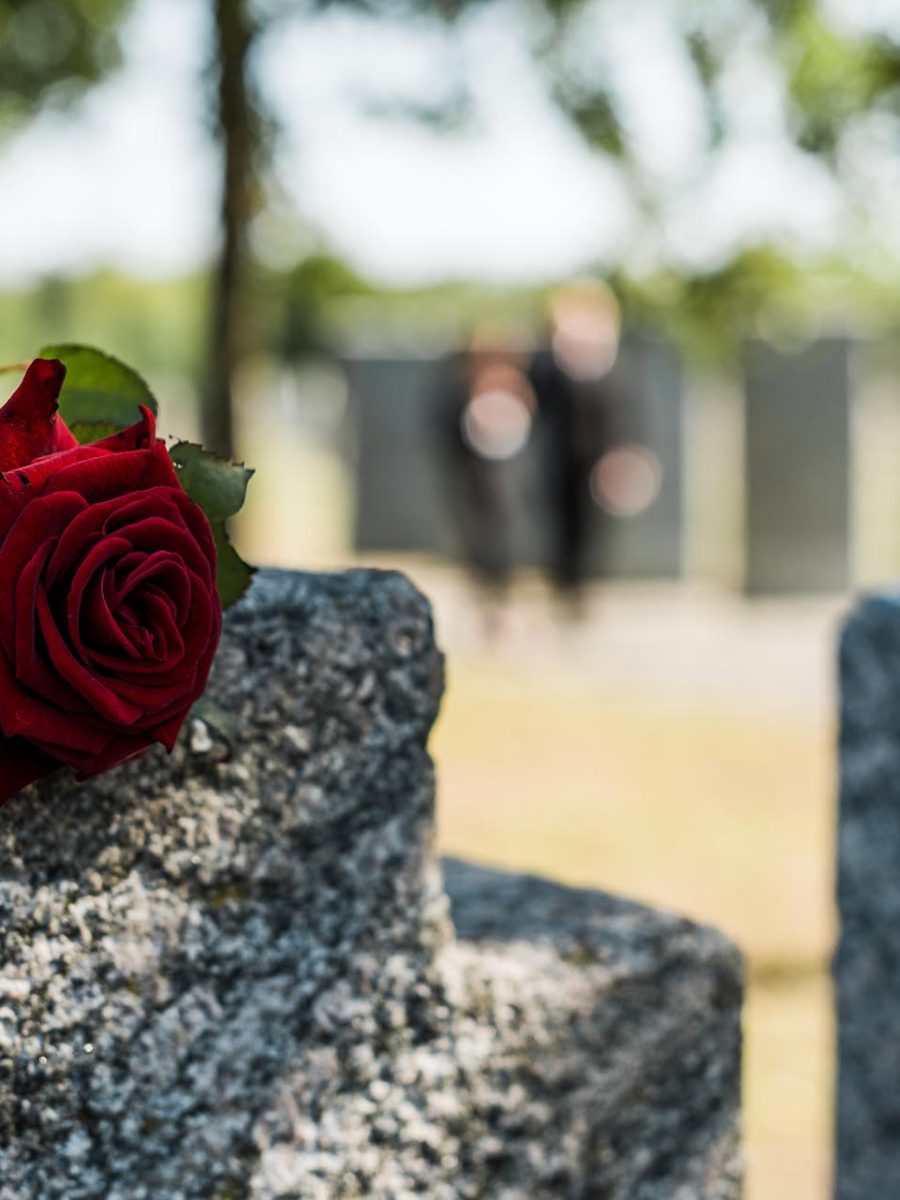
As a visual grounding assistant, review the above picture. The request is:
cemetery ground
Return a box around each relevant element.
[383,566,837,1200]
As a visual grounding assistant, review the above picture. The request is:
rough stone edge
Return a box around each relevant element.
[441,857,745,1198]
[834,590,900,1197]
[443,855,744,982]
[837,590,900,745]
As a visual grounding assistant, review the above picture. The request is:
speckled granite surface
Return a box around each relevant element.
[835,592,900,1199]
[0,569,743,1199]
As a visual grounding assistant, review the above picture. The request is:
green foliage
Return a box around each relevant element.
[211,521,255,610]
[5,0,900,357]
[553,87,624,157]
[0,0,134,129]
[779,9,898,157]
[68,420,120,442]
[169,442,254,521]
[37,343,157,438]
[600,246,895,362]
[279,252,374,360]
[14,273,203,382]
[169,442,255,609]
[191,694,239,747]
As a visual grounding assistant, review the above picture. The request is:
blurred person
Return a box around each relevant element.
[529,281,622,609]
[436,324,537,638]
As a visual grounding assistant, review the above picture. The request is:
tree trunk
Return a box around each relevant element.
[203,0,255,459]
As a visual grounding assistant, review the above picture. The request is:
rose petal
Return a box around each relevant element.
[90,407,157,453]
[0,491,88,660]
[0,646,110,753]
[37,442,180,504]
[13,537,89,714]
[46,486,185,589]
[116,515,214,585]
[0,359,77,472]
[36,587,144,727]
[65,535,138,662]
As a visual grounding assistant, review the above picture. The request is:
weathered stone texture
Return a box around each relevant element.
[835,592,900,1198]
[0,568,742,1199]
[440,860,743,1200]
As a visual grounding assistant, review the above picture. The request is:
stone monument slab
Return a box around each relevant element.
[744,338,851,594]
[835,590,900,1197]
[0,569,742,1198]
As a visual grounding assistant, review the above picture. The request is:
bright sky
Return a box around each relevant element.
[0,0,888,288]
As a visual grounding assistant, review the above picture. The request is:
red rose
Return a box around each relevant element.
[0,358,222,805]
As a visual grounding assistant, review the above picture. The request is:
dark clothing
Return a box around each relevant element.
[435,353,518,588]
[529,350,611,591]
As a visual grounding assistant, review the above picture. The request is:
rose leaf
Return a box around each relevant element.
[169,441,254,521]
[211,521,255,610]
[190,695,239,751]
[37,344,158,438]
[68,421,122,444]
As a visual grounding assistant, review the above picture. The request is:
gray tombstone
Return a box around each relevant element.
[835,590,900,1197]
[345,355,454,556]
[0,569,744,1197]
[743,338,851,594]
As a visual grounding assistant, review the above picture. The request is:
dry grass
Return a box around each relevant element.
[434,654,833,966]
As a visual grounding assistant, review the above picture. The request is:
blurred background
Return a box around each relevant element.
[4,0,900,1193]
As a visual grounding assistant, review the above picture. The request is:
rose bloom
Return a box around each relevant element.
[0,358,222,804]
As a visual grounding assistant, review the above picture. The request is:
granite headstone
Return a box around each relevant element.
[0,569,743,1198]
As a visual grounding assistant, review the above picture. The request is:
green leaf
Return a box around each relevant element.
[68,421,121,444]
[169,442,254,521]
[212,522,255,611]
[190,695,239,750]
[169,443,254,611]
[37,344,157,439]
